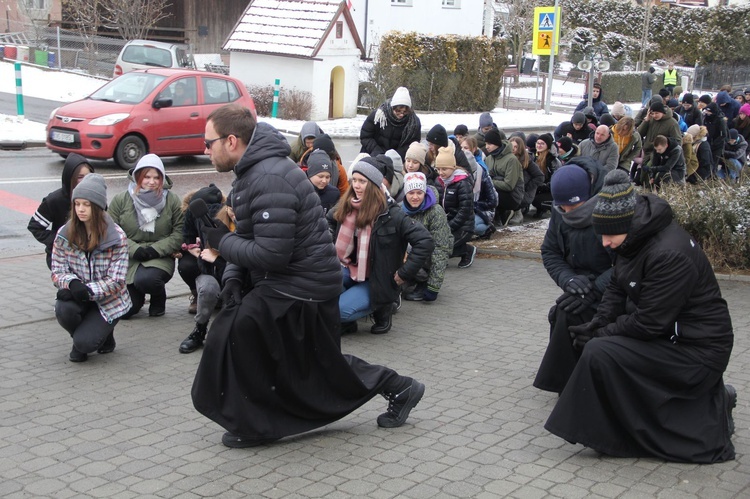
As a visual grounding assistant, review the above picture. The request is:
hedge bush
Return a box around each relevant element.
[368,32,507,113]
[600,72,642,104]
[246,85,313,120]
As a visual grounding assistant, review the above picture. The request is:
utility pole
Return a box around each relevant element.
[544,0,560,115]
[639,0,652,71]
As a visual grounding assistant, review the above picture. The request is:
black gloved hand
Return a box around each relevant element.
[133,246,159,261]
[204,222,230,250]
[563,275,593,296]
[556,292,579,311]
[219,279,243,308]
[569,290,601,315]
[56,288,74,301]
[569,316,608,350]
[68,279,91,303]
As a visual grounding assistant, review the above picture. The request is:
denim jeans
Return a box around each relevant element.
[718,158,743,181]
[641,89,652,109]
[474,214,489,236]
[339,267,372,322]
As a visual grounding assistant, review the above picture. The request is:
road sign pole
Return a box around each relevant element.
[544,0,559,115]
[14,62,24,120]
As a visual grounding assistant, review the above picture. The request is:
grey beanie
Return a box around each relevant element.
[72,173,107,210]
[572,111,586,125]
[352,158,384,187]
[306,149,334,178]
[593,170,636,235]
[384,149,403,172]
[479,112,493,128]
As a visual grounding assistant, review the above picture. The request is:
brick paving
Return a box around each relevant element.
[0,250,747,498]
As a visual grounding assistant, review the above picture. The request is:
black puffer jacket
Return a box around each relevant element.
[219,122,341,300]
[359,107,422,160]
[436,173,475,235]
[595,195,733,371]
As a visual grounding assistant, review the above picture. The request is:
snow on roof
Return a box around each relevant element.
[224,0,344,58]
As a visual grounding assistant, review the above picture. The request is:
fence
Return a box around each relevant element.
[694,64,750,93]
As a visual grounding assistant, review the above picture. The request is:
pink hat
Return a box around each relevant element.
[740,103,750,117]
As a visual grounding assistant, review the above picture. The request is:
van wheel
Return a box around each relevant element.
[114,135,146,170]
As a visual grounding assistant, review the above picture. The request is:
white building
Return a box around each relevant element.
[224,0,365,121]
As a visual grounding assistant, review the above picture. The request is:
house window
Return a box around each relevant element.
[391,0,413,6]
[336,21,343,39]
[442,0,460,7]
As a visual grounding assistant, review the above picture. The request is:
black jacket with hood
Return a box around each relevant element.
[648,137,686,184]
[28,153,92,268]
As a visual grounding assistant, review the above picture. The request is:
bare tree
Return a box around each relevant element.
[495,0,546,69]
[102,0,172,41]
[61,0,105,72]
[16,0,53,45]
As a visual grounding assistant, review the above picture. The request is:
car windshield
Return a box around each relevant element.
[123,45,173,68]
[89,73,167,105]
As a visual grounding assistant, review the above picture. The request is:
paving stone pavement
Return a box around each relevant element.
[0,250,748,498]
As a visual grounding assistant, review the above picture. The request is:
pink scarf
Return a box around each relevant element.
[335,198,373,282]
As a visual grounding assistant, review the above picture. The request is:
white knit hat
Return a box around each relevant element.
[133,153,165,178]
[403,172,427,193]
[391,87,412,108]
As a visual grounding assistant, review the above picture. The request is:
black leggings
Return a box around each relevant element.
[127,265,173,314]
[56,300,117,354]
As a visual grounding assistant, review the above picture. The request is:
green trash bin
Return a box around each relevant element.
[34,48,48,66]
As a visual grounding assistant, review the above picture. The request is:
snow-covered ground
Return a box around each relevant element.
[0,60,641,143]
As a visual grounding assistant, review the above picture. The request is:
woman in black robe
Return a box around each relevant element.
[545,170,736,463]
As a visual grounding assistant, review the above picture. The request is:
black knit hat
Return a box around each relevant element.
[593,170,636,235]
[426,124,449,147]
[599,113,616,127]
[484,128,504,147]
[650,101,666,114]
[526,133,539,150]
[192,183,223,205]
[453,124,469,136]
[306,149,333,178]
[538,133,554,150]
[312,134,336,154]
[699,94,713,105]
[551,165,591,206]
[682,94,694,105]
[374,154,395,184]
[556,136,573,154]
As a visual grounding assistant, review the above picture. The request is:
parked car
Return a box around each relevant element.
[114,39,195,77]
[46,69,256,170]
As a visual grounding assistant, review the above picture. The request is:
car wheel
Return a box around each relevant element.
[114,135,146,170]
[58,153,68,159]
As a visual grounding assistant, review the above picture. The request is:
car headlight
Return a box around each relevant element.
[89,113,130,126]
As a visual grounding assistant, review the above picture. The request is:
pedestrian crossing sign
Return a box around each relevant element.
[532,6,561,56]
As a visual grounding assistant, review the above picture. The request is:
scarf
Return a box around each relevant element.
[401,187,437,216]
[373,100,421,150]
[334,198,372,282]
[612,127,632,155]
[128,182,167,233]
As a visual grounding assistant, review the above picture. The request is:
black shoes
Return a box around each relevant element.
[179,323,207,353]
[69,345,87,362]
[403,282,427,301]
[457,245,477,269]
[222,432,279,448]
[97,333,116,354]
[377,377,425,428]
[371,307,393,334]
[726,384,737,436]
[340,321,358,335]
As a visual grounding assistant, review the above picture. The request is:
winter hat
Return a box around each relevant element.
[390,87,412,108]
[593,170,636,236]
[453,124,469,136]
[583,106,596,118]
[72,173,107,210]
[426,124,449,147]
[306,149,334,178]
[729,129,740,141]
[699,94,713,105]
[435,146,457,169]
[667,98,680,108]
[384,149,403,172]
[479,112,493,128]
[650,101,666,114]
[192,183,223,205]
[556,136,573,154]
[484,128,504,147]
[648,66,655,74]
[658,88,671,99]
[538,133,554,150]
[571,112,586,125]
[312,134,336,154]
[403,172,427,193]
[374,154,395,184]
[133,153,165,178]
[599,113,616,127]
[686,124,701,138]
[740,103,750,116]
[682,94,694,105]
[405,142,427,165]
[610,102,626,118]
[551,165,591,206]
[525,133,539,150]
[352,158,384,187]
[509,131,526,142]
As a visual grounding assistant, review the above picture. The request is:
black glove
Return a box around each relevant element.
[204,222,230,250]
[68,279,91,303]
[569,316,608,350]
[219,279,243,307]
[563,275,593,296]
[569,290,601,315]
[56,288,74,301]
[133,246,159,261]
[556,292,580,311]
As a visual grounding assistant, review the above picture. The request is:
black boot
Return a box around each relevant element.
[179,323,207,353]
[121,284,144,320]
[340,321,358,335]
[97,333,116,354]
[69,345,88,362]
[149,288,167,317]
[403,282,427,301]
[371,306,393,335]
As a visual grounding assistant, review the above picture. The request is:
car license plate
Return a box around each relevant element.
[51,131,74,143]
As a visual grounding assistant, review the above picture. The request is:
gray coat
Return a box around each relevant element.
[578,134,619,171]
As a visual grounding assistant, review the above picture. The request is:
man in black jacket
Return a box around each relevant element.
[192,105,426,448]
[545,170,736,463]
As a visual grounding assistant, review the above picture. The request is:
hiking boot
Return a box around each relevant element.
[371,307,393,335]
[726,384,737,436]
[457,244,477,269]
[222,432,279,448]
[69,345,88,363]
[179,323,207,353]
[478,224,497,240]
[403,282,427,301]
[148,290,166,317]
[97,333,116,354]
[377,377,425,428]
[340,321,358,335]
[188,290,197,314]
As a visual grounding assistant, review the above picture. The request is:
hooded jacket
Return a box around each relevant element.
[594,195,733,372]
[485,140,524,206]
[28,153,93,268]
[716,91,740,123]
[703,103,728,156]
[219,122,342,300]
[637,107,682,160]
[647,137,686,184]
[682,134,699,178]
[554,120,591,144]
[436,170,475,235]
[108,170,184,284]
[578,131,620,171]
[677,104,703,128]
[289,121,323,163]
[574,90,609,118]
[723,134,748,164]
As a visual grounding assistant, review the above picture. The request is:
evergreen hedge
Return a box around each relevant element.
[600,72,642,103]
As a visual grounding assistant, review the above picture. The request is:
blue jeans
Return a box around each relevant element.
[474,214,489,236]
[718,158,743,181]
[641,89,652,108]
[339,267,372,322]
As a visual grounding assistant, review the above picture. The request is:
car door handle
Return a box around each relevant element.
[190,112,199,117]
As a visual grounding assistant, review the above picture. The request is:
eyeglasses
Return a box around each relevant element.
[204,136,228,149]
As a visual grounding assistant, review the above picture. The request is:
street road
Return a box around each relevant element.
[0,91,63,123]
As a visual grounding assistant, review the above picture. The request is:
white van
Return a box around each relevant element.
[113,40,195,77]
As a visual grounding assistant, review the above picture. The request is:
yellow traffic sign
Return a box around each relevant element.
[532,6,561,56]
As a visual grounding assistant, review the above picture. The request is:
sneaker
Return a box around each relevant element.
[221,432,279,448]
[457,245,477,269]
[726,384,737,436]
[188,292,197,314]
[69,345,88,363]
[97,333,116,354]
[509,210,524,225]
[377,378,425,428]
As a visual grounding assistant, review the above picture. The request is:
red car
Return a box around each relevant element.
[46,68,256,169]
